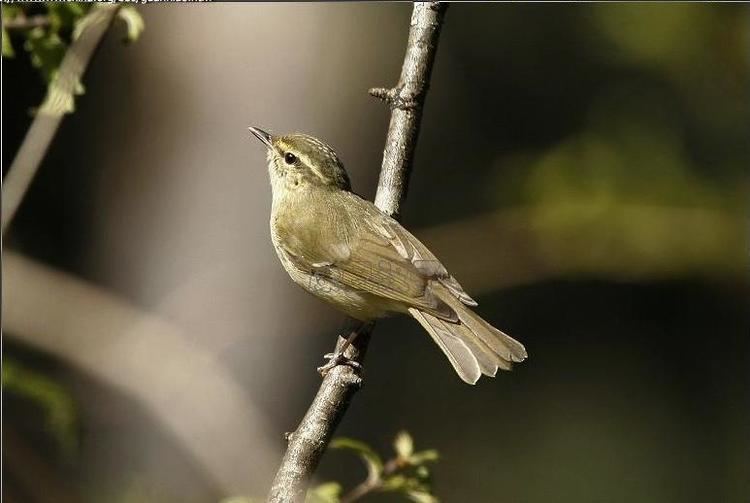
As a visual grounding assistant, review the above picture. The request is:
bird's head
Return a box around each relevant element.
[248,127,352,194]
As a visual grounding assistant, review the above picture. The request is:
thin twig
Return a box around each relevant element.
[266,3,448,502]
[1,4,119,235]
[2,14,52,31]
[340,458,401,503]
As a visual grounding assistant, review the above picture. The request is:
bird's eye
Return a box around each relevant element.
[284,152,297,165]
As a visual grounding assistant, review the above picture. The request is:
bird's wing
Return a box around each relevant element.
[362,203,478,308]
[279,193,476,321]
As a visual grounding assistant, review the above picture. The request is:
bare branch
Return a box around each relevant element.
[266,3,448,502]
[2,5,119,235]
[372,1,447,220]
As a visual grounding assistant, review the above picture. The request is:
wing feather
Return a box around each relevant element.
[277,192,476,319]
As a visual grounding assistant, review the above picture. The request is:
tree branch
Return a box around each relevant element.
[266,3,448,502]
[2,4,119,235]
[3,251,280,493]
[370,2,446,219]
[2,14,52,31]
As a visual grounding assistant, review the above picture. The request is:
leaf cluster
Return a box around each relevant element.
[2,4,143,84]
[220,432,439,503]
[311,431,440,503]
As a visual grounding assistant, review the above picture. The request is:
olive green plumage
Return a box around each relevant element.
[249,127,527,384]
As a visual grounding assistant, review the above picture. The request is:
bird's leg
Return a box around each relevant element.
[317,321,372,376]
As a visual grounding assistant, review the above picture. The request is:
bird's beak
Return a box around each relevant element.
[248,126,274,149]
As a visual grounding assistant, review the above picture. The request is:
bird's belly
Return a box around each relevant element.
[291,268,401,321]
[270,213,405,321]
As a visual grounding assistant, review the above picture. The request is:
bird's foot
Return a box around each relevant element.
[317,352,362,376]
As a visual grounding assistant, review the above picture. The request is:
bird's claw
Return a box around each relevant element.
[317,352,362,376]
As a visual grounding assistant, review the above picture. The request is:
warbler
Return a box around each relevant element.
[249,127,527,384]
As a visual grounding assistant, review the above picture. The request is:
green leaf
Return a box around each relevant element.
[394,430,414,459]
[306,482,341,503]
[117,6,144,43]
[23,27,66,82]
[0,4,21,58]
[48,3,92,33]
[409,449,439,465]
[381,474,409,492]
[2,28,14,58]
[415,465,431,480]
[2,357,78,457]
[59,2,87,17]
[330,437,384,479]
[406,490,439,503]
[1,4,23,25]
[47,6,63,34]
[2,4,22,16]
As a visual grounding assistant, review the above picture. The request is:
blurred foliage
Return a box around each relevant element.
[306,482,343,503]
[1,3,143,112]
[482,4,749,285]
[3,3,92,81]
[321,431,439,503]
[2,357,78,459]
[221,432,439,503]
[495,101,747,281]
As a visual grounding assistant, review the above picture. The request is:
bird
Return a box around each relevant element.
[248,127,527,384]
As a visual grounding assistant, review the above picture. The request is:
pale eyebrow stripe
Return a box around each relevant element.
[297,153,330,183]
[277,140,331,183]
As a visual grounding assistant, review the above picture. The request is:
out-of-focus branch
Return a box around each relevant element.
[2,4,119,235]
[416,203,745,294]
[266,3,448,502]
[3,251,279,494]
[2,427,80,503]
[2,14,51,31]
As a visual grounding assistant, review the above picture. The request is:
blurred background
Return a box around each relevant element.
[3,3,749,502]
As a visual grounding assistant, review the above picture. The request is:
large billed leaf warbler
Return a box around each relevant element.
[249,127,527,384]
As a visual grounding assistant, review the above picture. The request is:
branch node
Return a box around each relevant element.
[368,87,392,101]
[329,368,363,390]
[368,86,421,111]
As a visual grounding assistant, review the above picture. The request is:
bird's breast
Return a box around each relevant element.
[269,194,400,321]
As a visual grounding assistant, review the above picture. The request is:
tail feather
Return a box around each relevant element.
[408,284,527,384]
[434,313,502,376]
[435,283,527,363]
[463,313,527,363]
[454,324,501,377]
[409,308,481,384]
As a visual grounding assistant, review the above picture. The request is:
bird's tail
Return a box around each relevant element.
[408,284,527,384]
